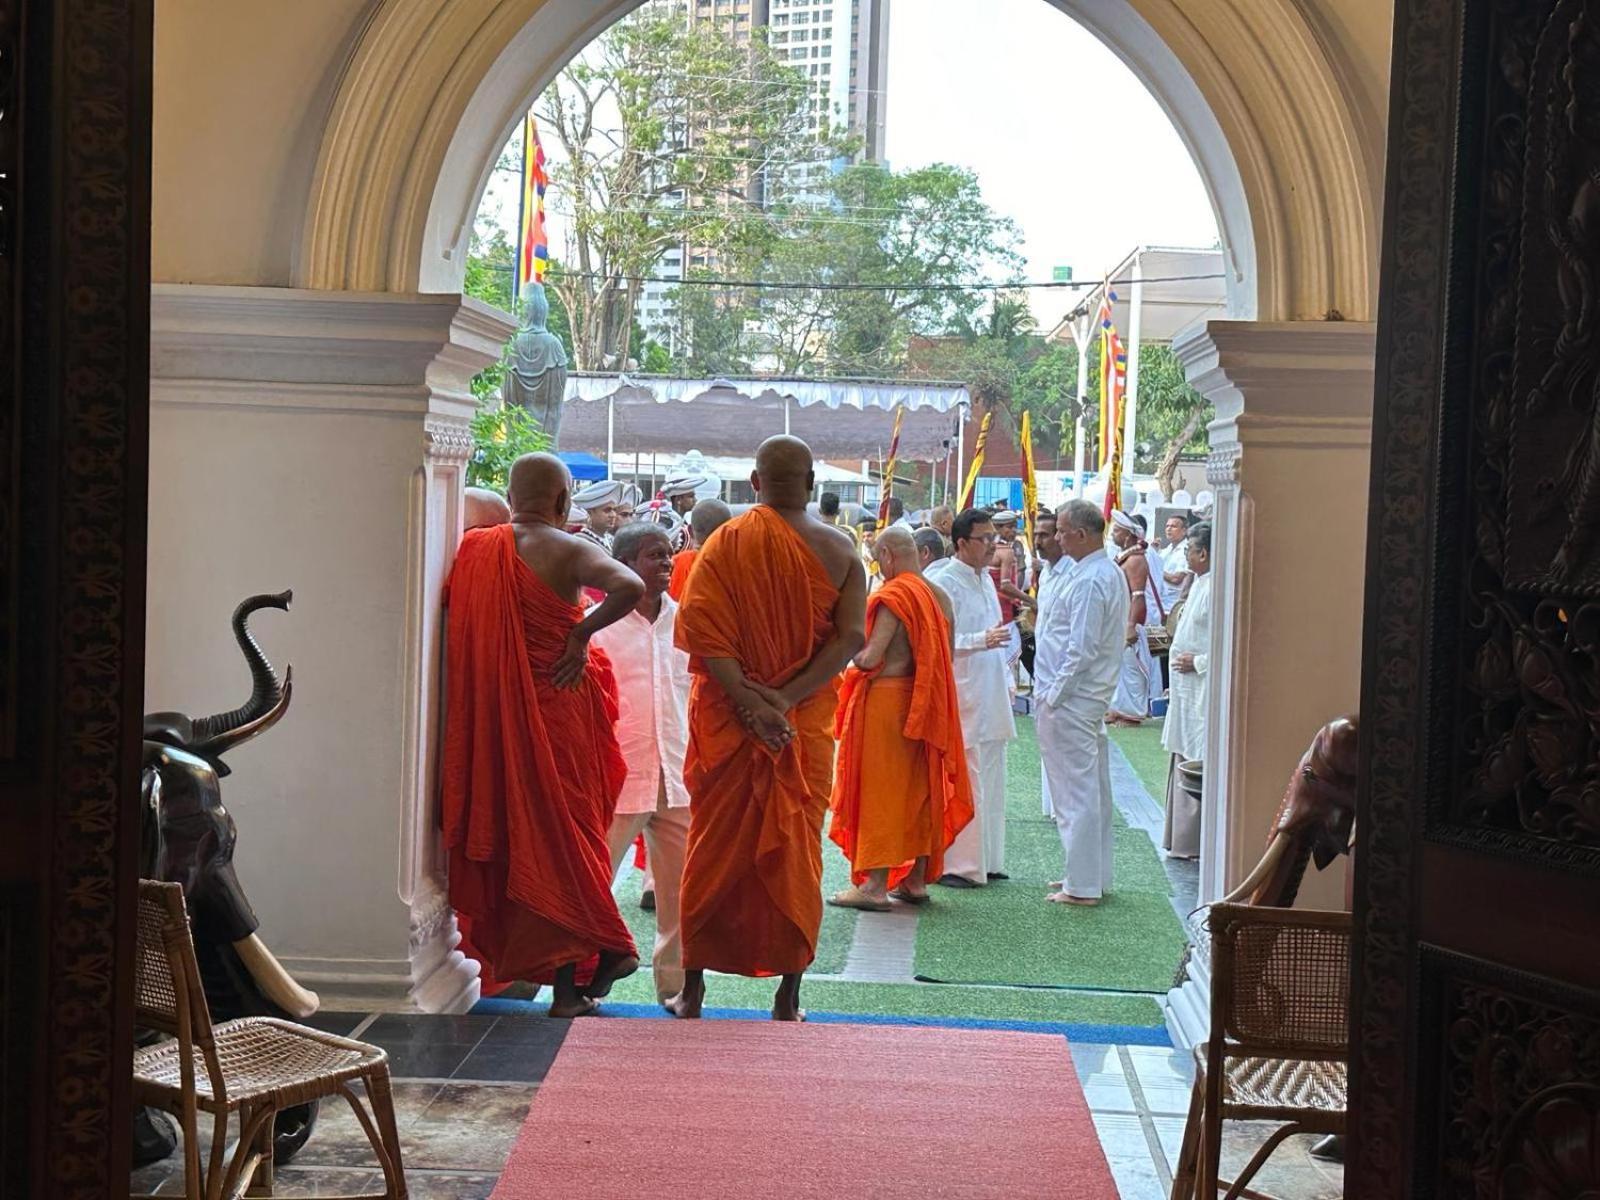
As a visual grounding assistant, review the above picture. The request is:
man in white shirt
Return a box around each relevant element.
[1033,500,1131,905]
[1029,509,1070,817]
[1159,513,1194,611]
[1161,521,1211,859]
[925,508,1017,886]
[592,522,694,1003]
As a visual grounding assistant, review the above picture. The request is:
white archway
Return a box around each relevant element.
[297,0,1379,323]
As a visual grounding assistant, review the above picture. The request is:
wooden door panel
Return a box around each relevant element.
[1354,0,1600,1193]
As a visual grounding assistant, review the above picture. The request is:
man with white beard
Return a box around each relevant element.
[1033,500,1130,905]
[1160,521,1212,859]
[925,508,1016,886]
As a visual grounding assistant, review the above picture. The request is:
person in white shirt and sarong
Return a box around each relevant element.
[1107,510,1164,725]
[1033,500,1130,905]
[592,522,694,1003]
[925,508,1017,887]
[1160,521,1212,860]
[1029,510,1071,818]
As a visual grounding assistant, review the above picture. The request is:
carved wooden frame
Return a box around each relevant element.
[2,0,152,1195]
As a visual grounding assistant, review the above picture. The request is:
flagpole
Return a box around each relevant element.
[1072,312,1090,497]
[513,113,528,317]
[1123,251,1144,484]
[955,405,966,509]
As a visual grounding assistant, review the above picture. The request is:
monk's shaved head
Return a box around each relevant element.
[689,498,734,545]
[508,452,572,523]
[874,525,920,578]
[464,487,511,530]
[752,435,815,511]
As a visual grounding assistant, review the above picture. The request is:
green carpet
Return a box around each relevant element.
[911,719,1187,993]
[1107,719,1170,803]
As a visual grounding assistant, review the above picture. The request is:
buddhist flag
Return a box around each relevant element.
[877,405,906,526]
[1097,287,1129,517]
[957,409,994,510]
[517,113,550,295]
[1020,410,1038,562]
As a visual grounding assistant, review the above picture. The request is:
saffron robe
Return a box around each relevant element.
[668,547,697,601]
[440,524,636,989]
[829,574,974,888]
[675,506,842,977]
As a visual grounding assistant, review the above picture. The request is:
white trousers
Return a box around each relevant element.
[945,738,1009,882]
[1112,627,1156,717]
[606,784,691,1001]
[1038,697,1116,899]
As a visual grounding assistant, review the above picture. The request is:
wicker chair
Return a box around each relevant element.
[1169,903,1350,1200]
[133,880,407,1199]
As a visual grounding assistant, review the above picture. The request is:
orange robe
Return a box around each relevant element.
[829,574,974,888]
[668,547,697,601]
[675,506,842,977]
[440,525,636,989]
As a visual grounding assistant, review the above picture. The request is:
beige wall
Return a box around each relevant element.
[153,0,373,286]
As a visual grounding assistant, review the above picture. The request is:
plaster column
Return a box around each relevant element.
[1162,320,1375,1046]
[147,285,512,1012]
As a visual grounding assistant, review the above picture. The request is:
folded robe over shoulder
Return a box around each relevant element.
[675,506,842,977]
[830,574,974,888]
[440,524,636,989]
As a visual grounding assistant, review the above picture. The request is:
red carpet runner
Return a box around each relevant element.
[492,1019,1118,1198]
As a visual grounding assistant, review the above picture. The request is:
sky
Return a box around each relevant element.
[479,0,1221,324]
[882,0,1218,323]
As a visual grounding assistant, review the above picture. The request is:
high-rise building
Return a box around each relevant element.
[640,0,890,353]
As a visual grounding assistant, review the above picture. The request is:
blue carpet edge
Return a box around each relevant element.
[472,996,1171,1046]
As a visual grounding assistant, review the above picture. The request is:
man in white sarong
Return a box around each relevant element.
[1030,510,1071,818]
[592,522,694,1002]
[1160,521,1211,859]
[1034,500,1130,905]
[925,508,1016,886]
[1107,510,1163,724]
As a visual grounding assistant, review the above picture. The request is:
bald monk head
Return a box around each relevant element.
[507,453,572,526]
[689,498,734,548]
[872,525,920,581]
[464,487,511,530]
[751,436,815,512]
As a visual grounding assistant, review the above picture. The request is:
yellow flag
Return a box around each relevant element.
[957,410,994,510]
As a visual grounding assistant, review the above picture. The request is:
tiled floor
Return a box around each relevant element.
[131,1011,1344,1198]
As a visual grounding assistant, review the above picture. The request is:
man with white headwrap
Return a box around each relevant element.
[659,473,710,551]
[572,479,625,552]
[1107,509,1163,725]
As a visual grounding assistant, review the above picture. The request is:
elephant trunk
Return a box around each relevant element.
[188,591,293,761]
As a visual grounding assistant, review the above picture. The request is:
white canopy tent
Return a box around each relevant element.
[559,373,972,466]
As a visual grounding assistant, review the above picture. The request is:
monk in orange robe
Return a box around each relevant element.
[668,436,867,1021]
[828,527,974,909]
[441,452,646,1018]
[667,497,733,601]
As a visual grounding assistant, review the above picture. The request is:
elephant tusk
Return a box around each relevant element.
[233,932,320,1019]
[1221,836,1289,905]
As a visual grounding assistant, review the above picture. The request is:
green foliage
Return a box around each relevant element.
[467,404,551,492]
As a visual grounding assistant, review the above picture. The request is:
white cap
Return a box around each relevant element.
[661,473,709,498]
[992,509,1020,523]
[572,479,625,507]
[1110,509,1140,533]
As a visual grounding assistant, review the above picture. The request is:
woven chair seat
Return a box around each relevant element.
[1210,1050,1346,1115]
[135,1017,388,1110]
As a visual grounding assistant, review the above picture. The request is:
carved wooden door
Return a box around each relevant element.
[1351,0,1600,1194]
[0,1,152,1196]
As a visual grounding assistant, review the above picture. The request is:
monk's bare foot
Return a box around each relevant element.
[773,974,806,1022]
[585,950,639,999]
[548,994,600,1018]
[827,885,891,912]
[1047,891,1101,907]
[666,970,704,1019]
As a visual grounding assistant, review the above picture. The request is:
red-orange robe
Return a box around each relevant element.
[441,524,636,989]
[667,547,697,601]
[830,574,974,887]
[675,506,842,977]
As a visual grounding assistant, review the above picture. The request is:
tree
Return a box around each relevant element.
[537,3,851,370]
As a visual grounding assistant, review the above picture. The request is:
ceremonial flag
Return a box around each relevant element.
[516,112,550,296]
[1096,287,1129,517]
[957,409,994,510]
[1020,409,1038,561]
[876,406,905,526]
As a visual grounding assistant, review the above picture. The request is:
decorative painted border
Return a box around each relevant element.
[39,1,151,1196]
[1348,0,1463,1193]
